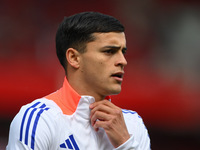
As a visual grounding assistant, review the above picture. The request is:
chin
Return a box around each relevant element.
[103,84,122,96]
[109,87,122,95]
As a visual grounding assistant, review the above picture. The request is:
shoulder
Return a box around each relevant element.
[121,109,147,134]
[18,98,62,116]
[16,98,63,127]
[7,98,63,149]
[122,109,142,122]
[15,97,64,137]
[122,109,151,149]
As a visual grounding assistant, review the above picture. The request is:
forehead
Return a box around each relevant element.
[91,32,126,46]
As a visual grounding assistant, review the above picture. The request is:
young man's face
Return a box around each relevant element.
[79,32,127,100]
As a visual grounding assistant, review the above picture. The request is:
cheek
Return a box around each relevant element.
[82,56,108,76]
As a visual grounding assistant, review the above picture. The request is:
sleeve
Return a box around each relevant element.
[6,103,55,150]
[137,118,151,150]
[115,112,151,150]
[115,135,139,150]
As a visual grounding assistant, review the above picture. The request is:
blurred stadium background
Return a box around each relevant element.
[0,0,200,149]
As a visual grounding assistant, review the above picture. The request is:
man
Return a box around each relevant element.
[7,12,150,150]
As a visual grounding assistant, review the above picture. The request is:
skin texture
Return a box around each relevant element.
[66,32,130,148]
[90,100,130,148]
[67,32,127,101]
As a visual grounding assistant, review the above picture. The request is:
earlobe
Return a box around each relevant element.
[66,48,80,69]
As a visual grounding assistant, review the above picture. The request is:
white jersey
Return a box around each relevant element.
[7,77,151,150]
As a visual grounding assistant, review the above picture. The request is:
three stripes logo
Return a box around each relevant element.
[60,134,80,150]
[19,101,49,150]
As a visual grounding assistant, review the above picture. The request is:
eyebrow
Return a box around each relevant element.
[102,46,127,51]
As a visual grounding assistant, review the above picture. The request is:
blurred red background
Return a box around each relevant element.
[1,0,200,149]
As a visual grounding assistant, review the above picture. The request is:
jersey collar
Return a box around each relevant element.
[45,77,81,115]
[45,77,111,115]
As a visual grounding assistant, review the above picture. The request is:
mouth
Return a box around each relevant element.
[111,72,124,82]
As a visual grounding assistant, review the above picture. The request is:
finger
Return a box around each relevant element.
[94,119,130,147]
[90,104,112,119]
[90,103,122,121]
[93,119,111,131]
[90,111,112,126]
[90,100,120,116]
[90,100,118,109]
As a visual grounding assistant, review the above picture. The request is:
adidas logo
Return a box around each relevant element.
[60,134,80,150]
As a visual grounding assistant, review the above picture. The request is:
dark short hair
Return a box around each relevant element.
[56,11,124,70]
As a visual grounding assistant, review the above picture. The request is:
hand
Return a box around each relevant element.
[90,100,130,148]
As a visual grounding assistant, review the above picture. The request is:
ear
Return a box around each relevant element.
[66,48,80,69]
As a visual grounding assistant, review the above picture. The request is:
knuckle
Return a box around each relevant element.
[114,109,122,116]
[103,99,109,104]
[105,121,112,130]
[94,111,100,117]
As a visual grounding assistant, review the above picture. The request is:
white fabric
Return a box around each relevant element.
[7,96,151,150]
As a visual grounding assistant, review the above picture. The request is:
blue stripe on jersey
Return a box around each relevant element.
[39,103,46,109]
[19,101,49,150]
[25,108,37,145]
[60,143,67,148]
[122,109,136,114]
[20,102,41,141]
[31,107,49,149]
[69,135,80,150]
[122,109,142,119]
[66,139,73,149]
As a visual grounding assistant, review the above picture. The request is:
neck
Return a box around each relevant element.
[67,75,106,102]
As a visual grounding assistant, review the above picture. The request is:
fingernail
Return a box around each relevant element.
[89,104,93,108]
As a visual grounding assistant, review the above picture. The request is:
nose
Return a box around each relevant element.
[115,52,127,68]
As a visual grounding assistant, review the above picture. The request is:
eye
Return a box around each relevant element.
[122,48,127,55]
[104,49,115,54]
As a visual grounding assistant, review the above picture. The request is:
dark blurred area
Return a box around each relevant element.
[1,0,200,149]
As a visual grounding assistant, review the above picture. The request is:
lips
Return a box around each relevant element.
[111,72,124,82]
